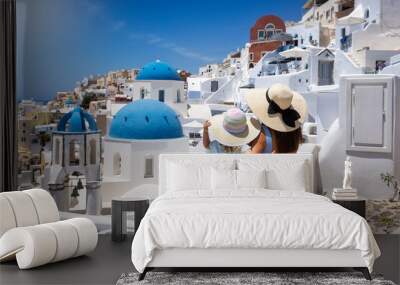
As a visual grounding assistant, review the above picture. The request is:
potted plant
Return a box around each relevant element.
[380,173,400,202]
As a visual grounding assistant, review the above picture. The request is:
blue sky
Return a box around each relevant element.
[17,0,306,101]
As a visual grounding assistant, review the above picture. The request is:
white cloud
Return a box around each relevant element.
[80,0,103,15]
[130,33,216,62]
[147,34,162,44]
[112,21,126,31]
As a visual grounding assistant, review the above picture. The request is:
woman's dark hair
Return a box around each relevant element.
[269,127,303,153]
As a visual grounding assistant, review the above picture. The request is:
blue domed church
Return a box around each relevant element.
[101,99,188,202]
[131,60,184,104]
[42,107,102,214]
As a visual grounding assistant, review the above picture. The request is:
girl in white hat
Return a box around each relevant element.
[245,83,307,153]
[202,108,262,153]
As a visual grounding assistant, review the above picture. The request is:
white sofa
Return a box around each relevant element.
[0,189,98,269]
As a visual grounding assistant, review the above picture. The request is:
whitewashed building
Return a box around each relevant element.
[101,99,188,204]
[130,60,185,104]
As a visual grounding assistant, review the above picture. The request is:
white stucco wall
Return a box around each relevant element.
[187,77,206,92]
[318,75,399,199]
[381,55,400,75]
[355,0,381,24]
[352,24,400,52]
[101,137,188,203]
[254,70,310,93]
[131,80,185,104]
[333,50,363,83]
[286,23,321,48]
[358,50,400,73]
[336,1,400,54]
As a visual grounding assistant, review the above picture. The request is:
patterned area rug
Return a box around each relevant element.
[116,271,396,285]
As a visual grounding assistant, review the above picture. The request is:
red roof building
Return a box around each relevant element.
[249,15,286,67]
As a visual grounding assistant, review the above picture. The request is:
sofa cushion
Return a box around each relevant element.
[0,218,97,269]
[0,192,39,227]
[0,196,17,237]
[24,189,59,224]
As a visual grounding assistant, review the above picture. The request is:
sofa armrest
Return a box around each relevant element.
[0,218,97,269]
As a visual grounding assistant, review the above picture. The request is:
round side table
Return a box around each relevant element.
[111,197,149,242]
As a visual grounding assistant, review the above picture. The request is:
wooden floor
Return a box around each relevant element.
[0,234,398,285]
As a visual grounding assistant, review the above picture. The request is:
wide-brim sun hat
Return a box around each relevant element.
[209,108,261,147]
[245,83,307,132]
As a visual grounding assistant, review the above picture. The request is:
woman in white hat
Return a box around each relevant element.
[245,83,307,153]
[202,108,262,153]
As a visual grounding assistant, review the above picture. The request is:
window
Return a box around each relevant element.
[113,153,121,176]
[69,139,80,166]
[55,139,60,164]
[364,9,370,19]
[249,53,254,61]
[144,156,154,178]
[265,23,275,30]
[211,81,218,92]
[140,88,145,99]
[89,139,96,165]
[265,23,275,40]
[257,30,265,40]
[158,90,165,102]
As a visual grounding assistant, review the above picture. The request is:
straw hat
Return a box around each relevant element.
[245,84,307,132]
[209,108,261,147]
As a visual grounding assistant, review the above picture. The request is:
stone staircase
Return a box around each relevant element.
[347,52,361,67]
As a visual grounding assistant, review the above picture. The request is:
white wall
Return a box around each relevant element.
[198,64,222,78]
[187,77,208,102]
[318,74,399,199]
[199,77,229,102]
[352,24,400,52]
[187,77,207,92]
[358,50,400,73]
[355,0,381,25]
[301,0,337,27]
[336,1,400,54]
[131,80,185,104]
[102,139,132,180]
[286,23,321,47]
[333,50,363,82]
[254,70,311,93]
[101,137,188,203]
[381,55,400,75]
